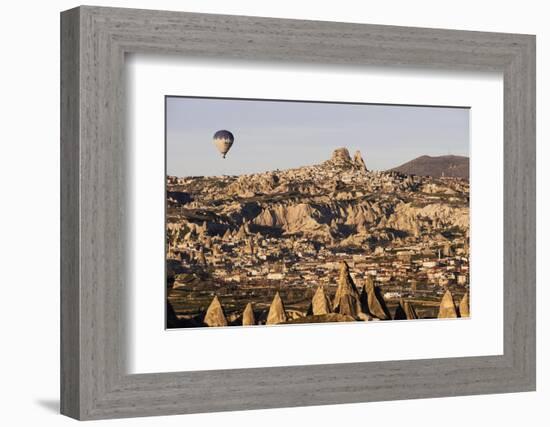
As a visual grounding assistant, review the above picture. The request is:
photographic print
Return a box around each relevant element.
[165,96,470,328]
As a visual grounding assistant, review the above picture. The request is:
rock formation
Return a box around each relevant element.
[384,202,469,235]
[353,150,367,171]
[438,290,458,318]
[222,228,232,240]
[167,147,469,251]
[332,261,363,318]
[361,275,391,320]
[203,295,228,327]
[242,302,256,326]
[236,224,247,239]
[310,286,332,315]
[331,147,352,164]
[267,292,287,325]
[252,202,331,235]
[459,291,470,318]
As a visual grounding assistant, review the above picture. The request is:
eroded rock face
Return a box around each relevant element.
[384,202,469,236]
[438,290,458,318]
[251,199,385,239]
[227,173,282,197]
[253,203,322,232]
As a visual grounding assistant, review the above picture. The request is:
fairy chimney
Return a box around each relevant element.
[310,286,332,315]
[267,292,287,325]
[353,150,368,171]
[459,291,470,318]
[242,302,256,326]
[332,261,362,318]
[203,295,228,327]
[438,289,458,318]
[361,275,391,320]
[236,224,247,239]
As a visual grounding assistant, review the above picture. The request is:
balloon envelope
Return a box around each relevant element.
[212,130,234,158]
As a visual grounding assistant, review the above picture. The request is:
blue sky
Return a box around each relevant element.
[166,96,469,177]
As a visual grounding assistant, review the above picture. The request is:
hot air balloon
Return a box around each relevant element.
[212,130,234,159]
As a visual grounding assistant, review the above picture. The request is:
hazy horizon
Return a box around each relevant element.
[166,97,470,177]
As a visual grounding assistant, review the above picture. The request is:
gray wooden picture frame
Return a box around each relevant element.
[60,5,536,421]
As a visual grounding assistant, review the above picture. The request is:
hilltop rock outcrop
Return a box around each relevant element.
[331,147,352,164]
[324,147,368,173]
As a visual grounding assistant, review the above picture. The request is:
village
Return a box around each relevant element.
[166,147,470,327]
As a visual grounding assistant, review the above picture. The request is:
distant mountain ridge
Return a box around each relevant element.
[389,155,469,179]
